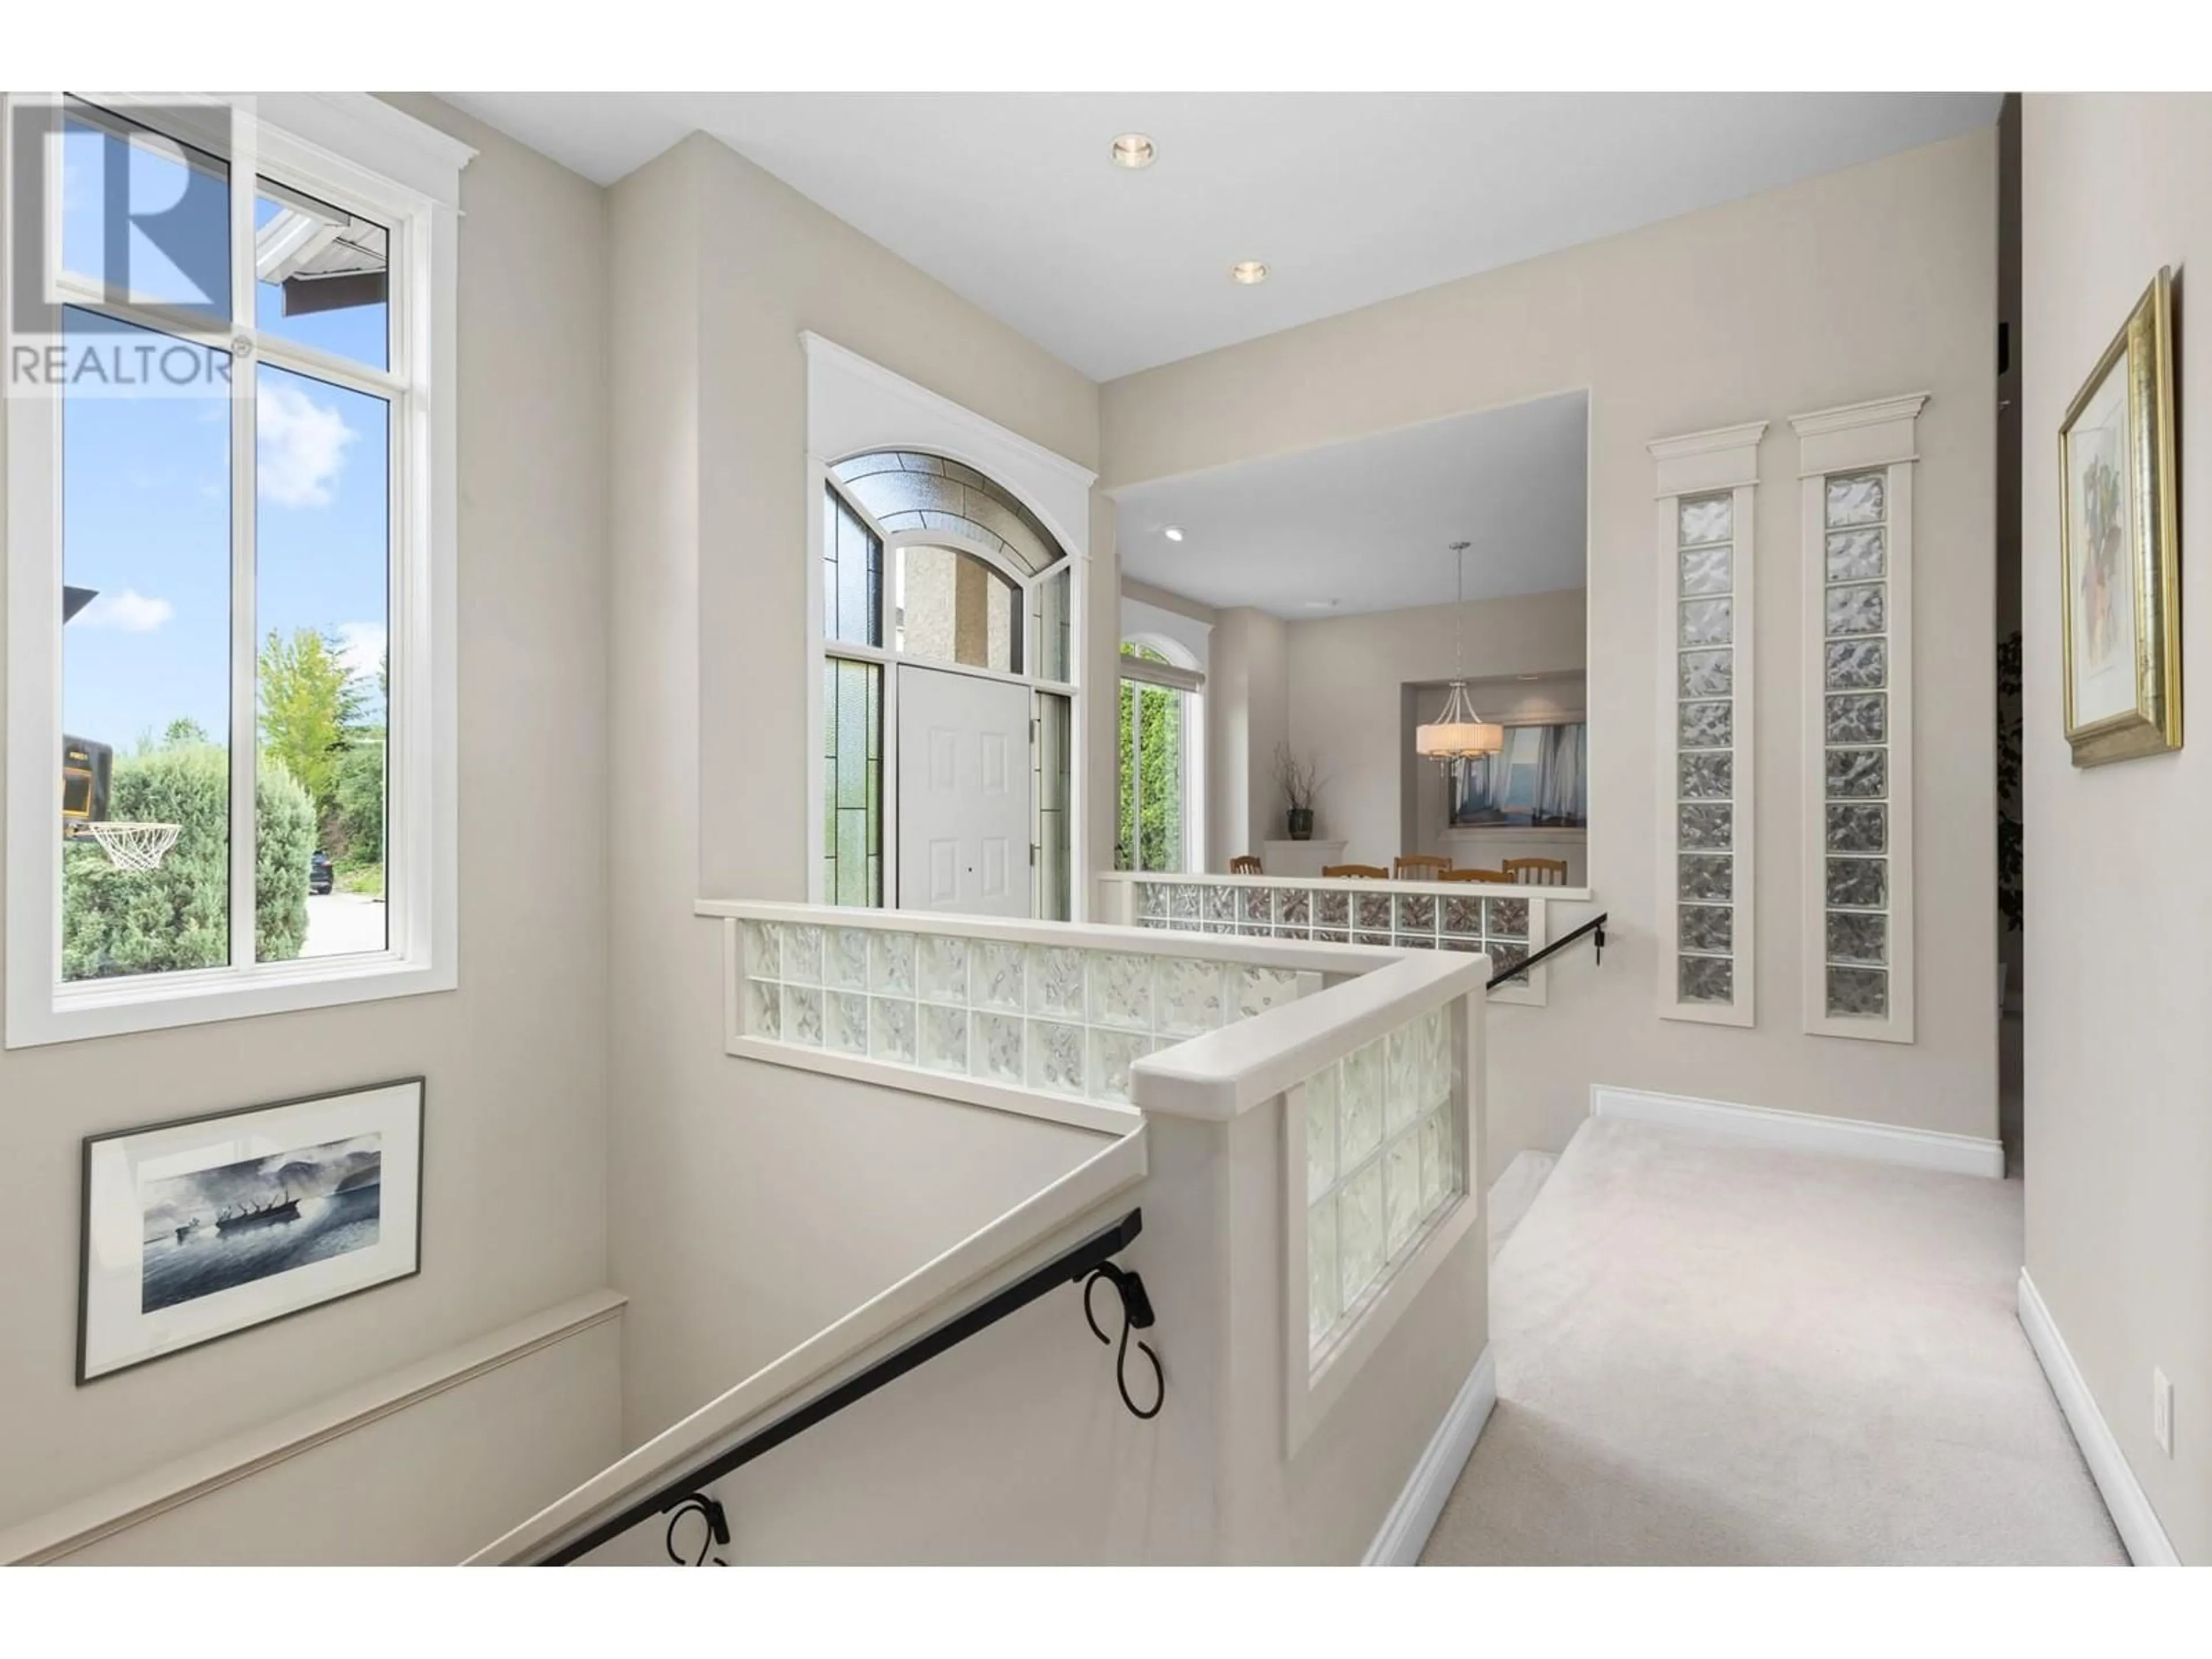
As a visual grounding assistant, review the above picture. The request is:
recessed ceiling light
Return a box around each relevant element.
[1517,673,1543,681]
[1304,599,1340,611]
[1230,262,1270,285]
[1162,525,1184,542]
[1110,133,1156,170]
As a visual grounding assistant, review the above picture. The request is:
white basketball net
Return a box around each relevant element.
[81,821,181,873]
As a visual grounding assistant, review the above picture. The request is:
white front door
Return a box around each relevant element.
[897,666,1033,917]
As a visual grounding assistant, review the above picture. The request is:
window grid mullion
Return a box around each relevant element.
[227,103,260,968]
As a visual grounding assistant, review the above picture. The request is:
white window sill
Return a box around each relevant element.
[8,953,456,1048]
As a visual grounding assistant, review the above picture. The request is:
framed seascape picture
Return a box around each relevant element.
[78,1079,424,1382]
[2058,267,2181,766]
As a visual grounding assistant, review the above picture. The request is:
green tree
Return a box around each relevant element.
[334,732,386,867]
[257,627,365,840]
[1116,644,1185,872]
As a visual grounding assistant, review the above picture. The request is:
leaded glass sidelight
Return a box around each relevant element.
[822,657,883,906]
[1818,471,1892,1020]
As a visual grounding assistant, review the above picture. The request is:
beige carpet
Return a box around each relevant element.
[1424,1116,2124,1565]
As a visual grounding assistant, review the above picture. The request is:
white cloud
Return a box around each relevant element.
[257,380,356,507]
[336,621,387,686]
[76,588,175,633]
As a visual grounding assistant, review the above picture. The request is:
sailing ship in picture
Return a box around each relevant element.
[137,1133,384,1315]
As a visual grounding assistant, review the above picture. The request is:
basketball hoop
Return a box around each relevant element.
[67,821,181,873]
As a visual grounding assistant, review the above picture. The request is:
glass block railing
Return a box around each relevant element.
[1300,1001,1462,1362]
[736,915,1315,1112]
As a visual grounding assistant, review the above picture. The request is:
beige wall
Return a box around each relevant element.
[606,135,1115,1444]
[1206,606,1289,868]
[1103,132,2000,1162]
[2020,93,2211,1563]
[0,97,615,1534]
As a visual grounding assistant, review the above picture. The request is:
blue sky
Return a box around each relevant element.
[59,113,391,753]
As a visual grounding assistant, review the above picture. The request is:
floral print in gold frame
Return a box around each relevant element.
[2058,267,2181,766]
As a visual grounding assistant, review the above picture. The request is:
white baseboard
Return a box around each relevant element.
[1590,1084,2005,1179]
[2016,1268,2179,1566]
[1364,1343,1496,1566]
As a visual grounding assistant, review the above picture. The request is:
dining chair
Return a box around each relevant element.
[1502,857,1570,887]
[1321,863,1391,880]
[1439,866,1512,884]
[1228,855,1263,875]
[1392,854,1453,879]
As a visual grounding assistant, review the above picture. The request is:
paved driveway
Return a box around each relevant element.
[302,892,387,958]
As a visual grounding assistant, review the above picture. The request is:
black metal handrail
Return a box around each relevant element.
[538,1207,1154,1566]
[1490,911,1608,986]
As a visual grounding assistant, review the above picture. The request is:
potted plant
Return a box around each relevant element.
[1274,744,1324,841]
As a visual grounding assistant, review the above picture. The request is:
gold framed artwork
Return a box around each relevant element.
[2058,267,2181,766]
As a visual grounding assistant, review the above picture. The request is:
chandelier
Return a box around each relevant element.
[1414,541,1503,764]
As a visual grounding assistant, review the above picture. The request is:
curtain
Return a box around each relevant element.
[1533,724,1587,826]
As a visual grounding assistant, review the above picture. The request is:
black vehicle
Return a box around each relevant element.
[309,850,334,896]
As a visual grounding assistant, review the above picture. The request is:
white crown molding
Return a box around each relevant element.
[1363,1342,1496,1565]
[1649,419,1766,496]
[2017,1269,2180,1566]
[1590,1085,2003,1177]
[1788,392,1930,438]
[1790,393,1928,475]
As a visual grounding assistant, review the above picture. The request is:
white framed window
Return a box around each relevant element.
[5,93,471,1046]
[1647,420,1764,1027]
[1792,394,1924,1043]
[1116,637,1203,875]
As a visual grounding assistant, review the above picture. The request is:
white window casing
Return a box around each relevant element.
[1792,393,1925,1043]
[4,93,471,1046]
[1649,421,1764,1027]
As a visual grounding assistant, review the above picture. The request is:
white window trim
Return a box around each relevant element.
[1649,420,1764,1028]
[1793,394,1925,1044]
[802,334,1094,921]
[3,92,471,1046]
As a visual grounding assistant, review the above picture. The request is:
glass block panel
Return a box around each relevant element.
[1825,471,1886,528]
[869,997,915,1063]
[1091,1028,1152,1105]
[1236,966,1302,1020]
[1027,945,1084,1018]
[783,925,823,985]
[1356,892,1392,933]
[1169,884,1200,923]
[1278,889,1310,929]
[1679,700,1733,749]
[1028,1019,1084,1094]
[1679,854,1733,903]
[1825,582,1887,638]
[1442,934,1487,954]
[1421,1008,1452,1110]
[1386,1025,1419,1132]
[1088,951,1154,1031]
[1339,1161,1385,1308]
[828,991,868,1055]
[1442,896,1483,937]
[1385,1132,1421,1255]
[1679,494,1733,547]
[1342,1043,1383,1166]
[1826,857,1888,909]
[825,928,869,991]
[1395,893,1437,934]
[1308,1198,1340,1347]
[1233,887,1268,926]
[1203,885,1235,924]
[1680,752,1734,800]
[747,978,781,1037]
[1679,904,1734,953]
[1315,891,1350,929]
[1826,911,1888,965]
[743,921,781,980]
[920,1005,968,1073]
[974,941,1026,1012]
[1306,1066,1341,1202]
[1487,940,1529,975]
[1826,965,1888,1018]
[1355,929,1394,949]
[1679,956,1733,1004]
[1680,597,1732,647]
[1156,957,1226,1036]
[1484,897,1529,940]
[1825,748,1887,799]
[1135,881,1165,921]
[971,1012,1024,1084]
[1826,803,1888,854]
[1825,639,1887,691]
[1826,527,1886,581]
[1680,649,1733,699]
[918,934,968,1003]
[1679,803,1733,850]
[1825,693,1888,745]
[870,931,915,996]
[785,986,824,1048]
[1680,543,1733,597]
[1419,1111,1445,1210]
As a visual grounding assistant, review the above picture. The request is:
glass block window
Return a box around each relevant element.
[1819,470,1892,1021]
[1303,1004,1461,1360]
[738,919,1307,1109]
[1673,491,1740,1012]
[822,658,882,907]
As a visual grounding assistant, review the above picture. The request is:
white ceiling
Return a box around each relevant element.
[444,91,2001,380]
[1112,392,1588,619]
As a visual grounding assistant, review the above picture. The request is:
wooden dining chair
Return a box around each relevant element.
[1439,866,1512,884]
[1322,863,1391,880]
[1392,854,1453,879]
[1502,857,1570,887]
[1228,854,1263,875]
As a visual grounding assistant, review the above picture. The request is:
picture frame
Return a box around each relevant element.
[2058,267,2181,766]
[78,1078,425,1384]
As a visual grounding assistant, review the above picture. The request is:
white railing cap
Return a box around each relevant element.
[1098,870,1594,903]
